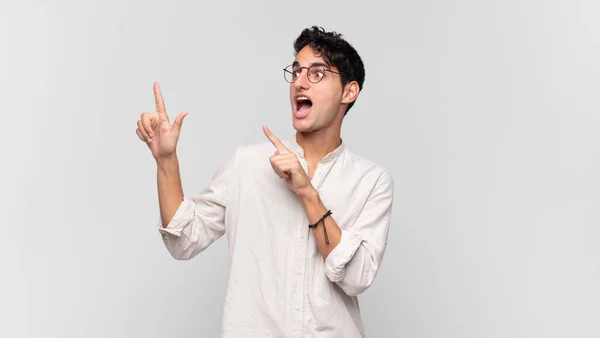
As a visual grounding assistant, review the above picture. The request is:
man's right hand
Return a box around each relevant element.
[136,81,188,160]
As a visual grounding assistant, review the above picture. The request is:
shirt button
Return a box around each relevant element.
[297,269,302,275]
[295,305,300,311]
[301,233,306,239]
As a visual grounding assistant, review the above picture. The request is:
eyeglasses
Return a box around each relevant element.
[283,64,340,84]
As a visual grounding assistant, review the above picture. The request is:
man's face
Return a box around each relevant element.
[289,46,344,133]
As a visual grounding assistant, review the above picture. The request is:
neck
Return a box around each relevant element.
[295,128,342,163]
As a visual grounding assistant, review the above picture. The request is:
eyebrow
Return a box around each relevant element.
[292,61,330,68]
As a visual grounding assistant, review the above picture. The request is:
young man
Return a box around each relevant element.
[136,26,394,338]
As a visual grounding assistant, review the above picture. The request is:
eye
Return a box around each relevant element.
[307,67,326,82]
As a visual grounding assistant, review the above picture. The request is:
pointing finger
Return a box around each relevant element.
[263,125,290,154]
[153,81,169,121]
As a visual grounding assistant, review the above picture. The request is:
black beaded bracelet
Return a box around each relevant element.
[309,210,332,244]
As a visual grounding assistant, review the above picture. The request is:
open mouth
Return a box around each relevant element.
[295,96,313,118]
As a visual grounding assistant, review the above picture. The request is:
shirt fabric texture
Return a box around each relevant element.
[158,138,394,338]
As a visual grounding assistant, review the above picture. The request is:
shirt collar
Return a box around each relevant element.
[286,135,346,163]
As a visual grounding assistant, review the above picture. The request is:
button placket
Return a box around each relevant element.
[292,212,307,333]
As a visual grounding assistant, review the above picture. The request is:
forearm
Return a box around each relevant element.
[156,153,184,227]
[300,189,341,259]
[298,172,394,296]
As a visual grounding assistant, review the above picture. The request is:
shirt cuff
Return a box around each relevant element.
[324,229,362,282]
[157,198,190,238]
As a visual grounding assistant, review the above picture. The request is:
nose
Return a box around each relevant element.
[293,68,310,90]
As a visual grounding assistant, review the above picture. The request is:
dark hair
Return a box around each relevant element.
[293,26,365,115]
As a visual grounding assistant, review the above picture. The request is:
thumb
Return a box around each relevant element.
[172,111,188,133]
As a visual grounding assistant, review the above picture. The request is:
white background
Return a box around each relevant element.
[1,0,599,337]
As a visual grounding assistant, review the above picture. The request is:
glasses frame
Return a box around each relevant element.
[283,64,341,84]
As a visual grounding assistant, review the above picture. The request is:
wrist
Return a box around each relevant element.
[156,153,177,165]
[298,187,319,203]
[156,153,179,174]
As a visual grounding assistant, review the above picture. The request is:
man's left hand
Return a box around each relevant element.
[263,125,315,199]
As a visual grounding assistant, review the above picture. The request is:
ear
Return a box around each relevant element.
[341,81,360,105]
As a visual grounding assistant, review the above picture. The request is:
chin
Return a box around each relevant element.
[292,121,310,132]
[292,118,316,133]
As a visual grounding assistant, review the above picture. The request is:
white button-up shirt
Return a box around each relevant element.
[158,138,394,338]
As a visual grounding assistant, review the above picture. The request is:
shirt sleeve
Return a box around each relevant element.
[158,149,238,260]
[323,171,394,296]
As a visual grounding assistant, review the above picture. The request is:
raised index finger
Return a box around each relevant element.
[153,81,167,115]
[263,125,290,154]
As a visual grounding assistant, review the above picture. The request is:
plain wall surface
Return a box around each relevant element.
[2,0,599,337]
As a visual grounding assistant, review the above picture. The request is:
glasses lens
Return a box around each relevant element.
[284,66,296,83]
[308,65,326,83]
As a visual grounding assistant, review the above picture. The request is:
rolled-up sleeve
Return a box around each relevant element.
[324,171,394,296]
[158,149,237,260]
